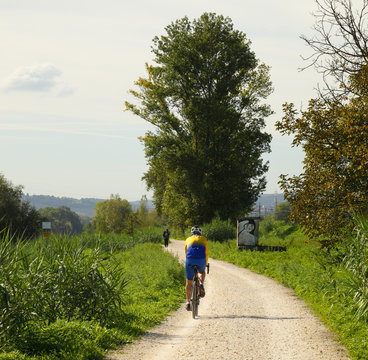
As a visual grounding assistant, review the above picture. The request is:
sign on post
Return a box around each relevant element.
[237,217,260,249]
[42,222,51,238]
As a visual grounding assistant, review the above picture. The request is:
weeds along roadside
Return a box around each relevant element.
[208,218,368,360]
[0,227,185,360]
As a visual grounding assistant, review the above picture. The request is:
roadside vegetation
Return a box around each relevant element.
[2,1,368,359]
[208,216,368,360]
[0,228,185,360]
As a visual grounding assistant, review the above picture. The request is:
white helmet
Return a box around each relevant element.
[191,225,202,236]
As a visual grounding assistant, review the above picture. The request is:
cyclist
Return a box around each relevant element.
[184,225,208,311]
[163,228,170,248]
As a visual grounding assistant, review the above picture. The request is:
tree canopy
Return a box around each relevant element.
[276,0,368,246]
[0,173,41,239]
[94,195,132,234]
[39,206,83,235]
[126,13,273,228]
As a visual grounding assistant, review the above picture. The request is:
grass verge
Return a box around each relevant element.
[0,230,185,360]
[209,225,368,360]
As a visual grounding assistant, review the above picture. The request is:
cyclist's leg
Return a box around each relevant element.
[186,279,193,302]
[196,260,206,297]
[195,259,206,284]
[185,259,195,303]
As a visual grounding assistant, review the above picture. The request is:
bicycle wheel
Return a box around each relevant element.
[191,280,198,319]
[195,282,199,317]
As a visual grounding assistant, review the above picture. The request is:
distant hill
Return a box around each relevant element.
[22,195,155,218]
[23,193,285,218]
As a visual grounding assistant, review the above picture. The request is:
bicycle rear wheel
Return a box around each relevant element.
[191,280,198,319]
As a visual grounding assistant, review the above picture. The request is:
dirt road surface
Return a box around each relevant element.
[106,239,349,360]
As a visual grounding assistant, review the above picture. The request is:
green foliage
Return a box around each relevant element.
[259,215,273,234]
[117,243,185,334]
[39,206,83,235]
[335,216,368,321]
[273,202,292,223]
[135,195,162,227]
[94,195,132,234]
[126,13,273,226]
[0,351,28,360]
[78,227,163,253]
[209,219,368,360]
[0,229,185,359]
[276,1,368,246]
[0,173,41,239]
[259,217,299,242]
[0,233,127,348]
[14,321,103,360]
[202,217,236,242]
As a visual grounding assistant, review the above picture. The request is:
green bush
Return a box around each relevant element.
[259,215,273,234]
[202,217,235,242]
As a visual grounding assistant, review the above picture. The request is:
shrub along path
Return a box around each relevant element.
[106,240,349,360]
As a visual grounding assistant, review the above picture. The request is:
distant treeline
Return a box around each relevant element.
[23,194,284,218]
[22,194,155,218]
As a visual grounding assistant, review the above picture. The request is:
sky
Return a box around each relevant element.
[0,0,322,201]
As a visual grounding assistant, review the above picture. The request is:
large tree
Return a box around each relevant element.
[126,13,273,227]
[276,0,368,246]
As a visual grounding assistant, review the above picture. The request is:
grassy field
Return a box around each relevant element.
[208,220,368,360]
[2,218,368,359]
[0,227,185,360]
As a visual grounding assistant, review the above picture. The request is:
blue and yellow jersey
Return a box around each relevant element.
[184,235,208,264]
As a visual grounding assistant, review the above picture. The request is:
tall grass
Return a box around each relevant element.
[170,218,236,242]
[114,243,185,334]
[0,232,127,350]
[341,216,368,321]
[202,217,235,242]
[78,226,163,253]
[0,228,185,359]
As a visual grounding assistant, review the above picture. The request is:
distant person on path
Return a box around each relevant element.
[163,228,170,248]
[184,225,208,311]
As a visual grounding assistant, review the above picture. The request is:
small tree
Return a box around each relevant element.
[94,195,132,234]
[276,0,368,246]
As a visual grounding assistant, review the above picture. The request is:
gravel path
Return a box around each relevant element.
[106,239,349,360]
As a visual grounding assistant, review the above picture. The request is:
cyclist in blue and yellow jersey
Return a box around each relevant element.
[185,225,208,311]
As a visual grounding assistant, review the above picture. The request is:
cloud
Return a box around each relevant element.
[0,123,131,140]
[3,63,74,95]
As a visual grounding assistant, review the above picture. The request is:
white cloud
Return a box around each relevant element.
[3,63,74,95]
[0,123,130,139]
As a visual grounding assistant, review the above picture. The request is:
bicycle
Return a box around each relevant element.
[190,263,209,319]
